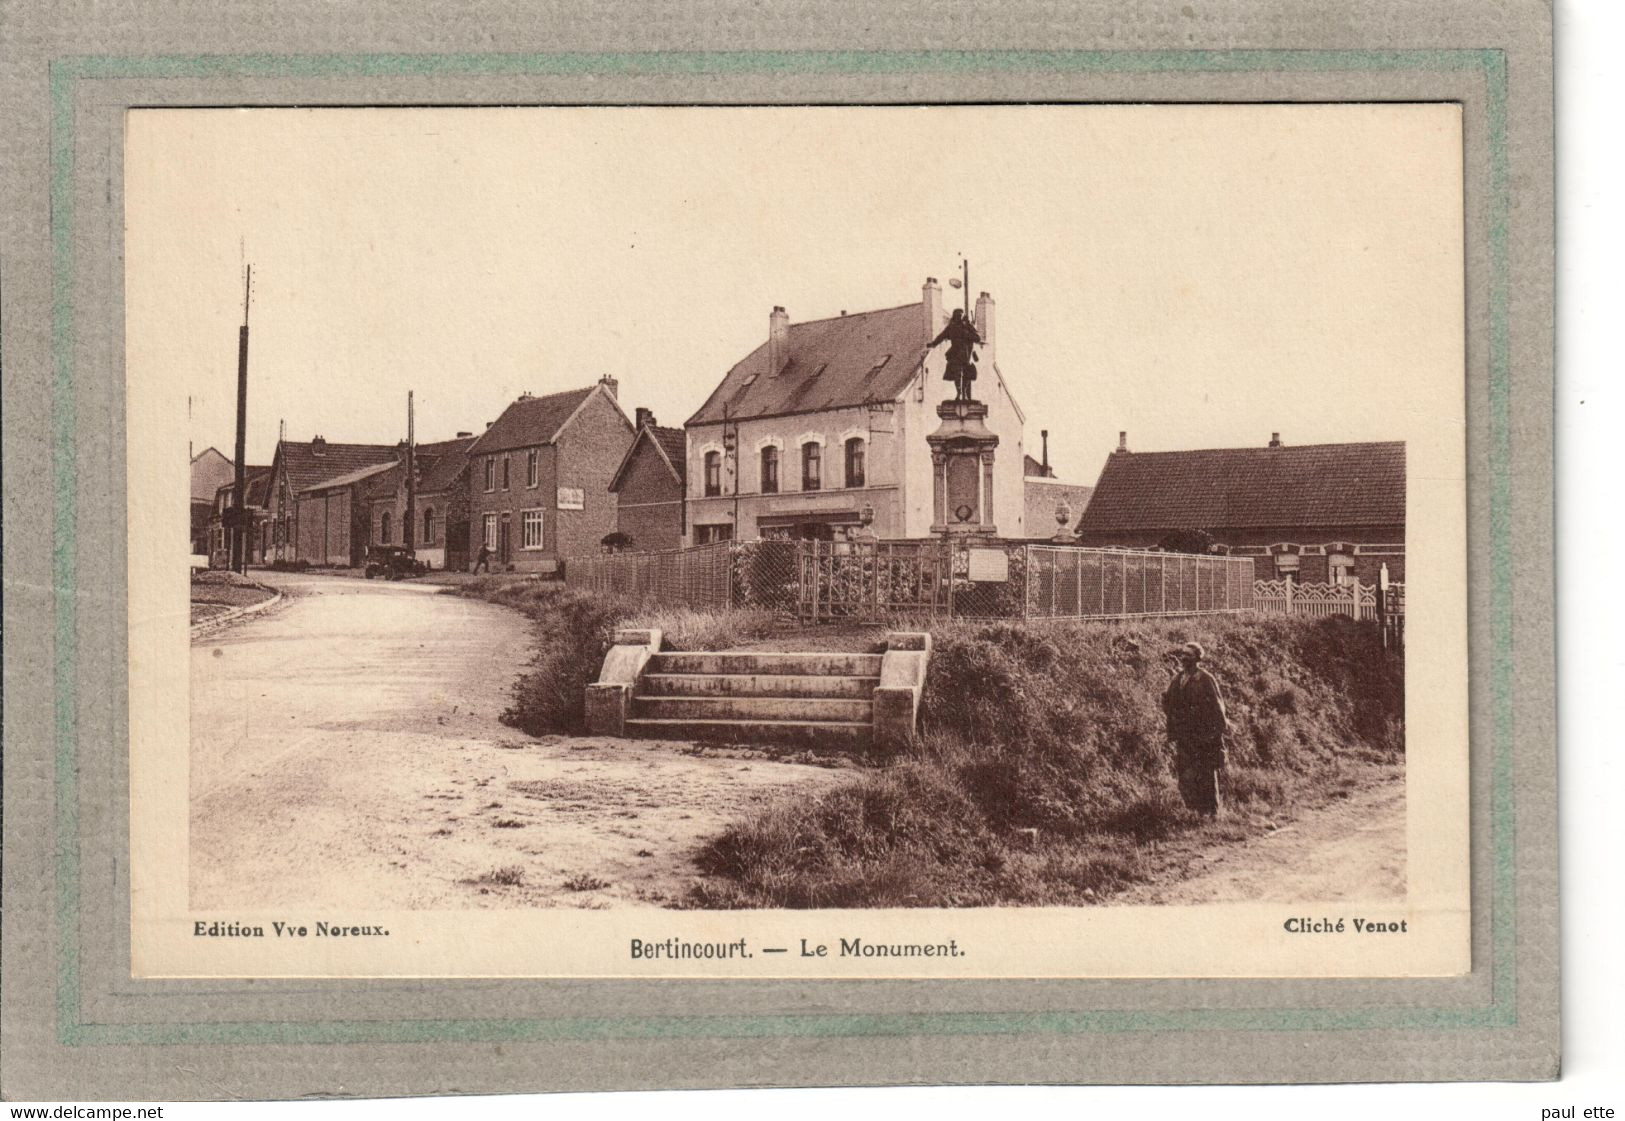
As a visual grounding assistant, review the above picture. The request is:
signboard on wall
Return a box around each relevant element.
[966,548,1009,583]
[556,486,584,510]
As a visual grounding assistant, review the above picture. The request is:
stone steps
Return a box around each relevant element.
[628,649,884,746]
[588,630,928,752]
[623,717,873,747]
[630,694,874,723]
[646,651,883,677]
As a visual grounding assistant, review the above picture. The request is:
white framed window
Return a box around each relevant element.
[526,449,539,488]
[483,458,495,492]
[482,513,498,550]
[522,509,546,550]
[1329,554,1356,585]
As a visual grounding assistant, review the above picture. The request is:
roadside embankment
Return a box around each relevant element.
[451,584,1405,909]
[190,569,279,629]
[690,613,1403,908]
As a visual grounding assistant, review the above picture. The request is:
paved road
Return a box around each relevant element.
[190,572,842,910]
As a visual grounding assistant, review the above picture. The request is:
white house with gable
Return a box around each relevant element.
[683,277,1028,543]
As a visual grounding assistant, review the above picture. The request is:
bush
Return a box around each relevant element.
[628,606,778,651]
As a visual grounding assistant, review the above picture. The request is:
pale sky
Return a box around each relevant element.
[129,104,1463,485]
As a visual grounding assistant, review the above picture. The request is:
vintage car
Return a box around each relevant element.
[363,545,428,580]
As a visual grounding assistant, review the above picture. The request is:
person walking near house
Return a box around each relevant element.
[1162,641,1229,817]
[472,543,492,574]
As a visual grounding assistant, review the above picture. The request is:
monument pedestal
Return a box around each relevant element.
[927,398,1000,538]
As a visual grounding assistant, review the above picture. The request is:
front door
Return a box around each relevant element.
[498,513,512,565]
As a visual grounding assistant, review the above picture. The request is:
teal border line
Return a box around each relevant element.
[49,47,1512,1047]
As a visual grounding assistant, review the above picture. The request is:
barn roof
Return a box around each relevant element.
[1075,441,1406,534]
[276,440,399,495]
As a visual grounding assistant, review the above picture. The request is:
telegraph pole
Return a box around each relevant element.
[231,265,251,573]
[404,390,416,553]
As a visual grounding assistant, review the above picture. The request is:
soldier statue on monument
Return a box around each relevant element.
[931,307,983,402]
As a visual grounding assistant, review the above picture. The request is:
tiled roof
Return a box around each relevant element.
[300,458,399,494]
[276,440,399,495]
[467,386,598,456]
[687,303,929,426]
[609,424,687,492]
[1075,441,1406,534]
[653,426,687,480]
[415,436,476,495]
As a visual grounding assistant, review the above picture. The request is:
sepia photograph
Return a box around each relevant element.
[130,103,1466,978]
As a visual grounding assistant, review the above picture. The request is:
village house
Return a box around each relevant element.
[466,379,634,573]
[207,466,272,564]
[606,408,687,552]
[683,279,1027,543]
[365,434,477,570]
[266,436,400,565]
[1073,433,1406,583]
[1022,430,1095,541]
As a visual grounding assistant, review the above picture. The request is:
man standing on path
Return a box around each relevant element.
[472,544,492,574]
[1162,641,1229,817]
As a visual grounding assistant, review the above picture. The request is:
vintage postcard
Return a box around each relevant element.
[128,103,1466,979]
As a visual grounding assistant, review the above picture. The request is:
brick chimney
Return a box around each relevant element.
[922,277,944,343]
[598,374,619,399]
[1268,431,1284,447]
[974,290,996,353]
[1040,429,1051,476]
[1115,431,1130,455]
[768,306,790,376]
[311,435,326,456]
[635,407,655,430]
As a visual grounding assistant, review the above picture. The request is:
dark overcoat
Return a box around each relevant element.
[1162,667,1228,747]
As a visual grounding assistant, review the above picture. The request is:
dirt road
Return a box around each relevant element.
[190,572,846,910]
[1115,767,1406,906]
